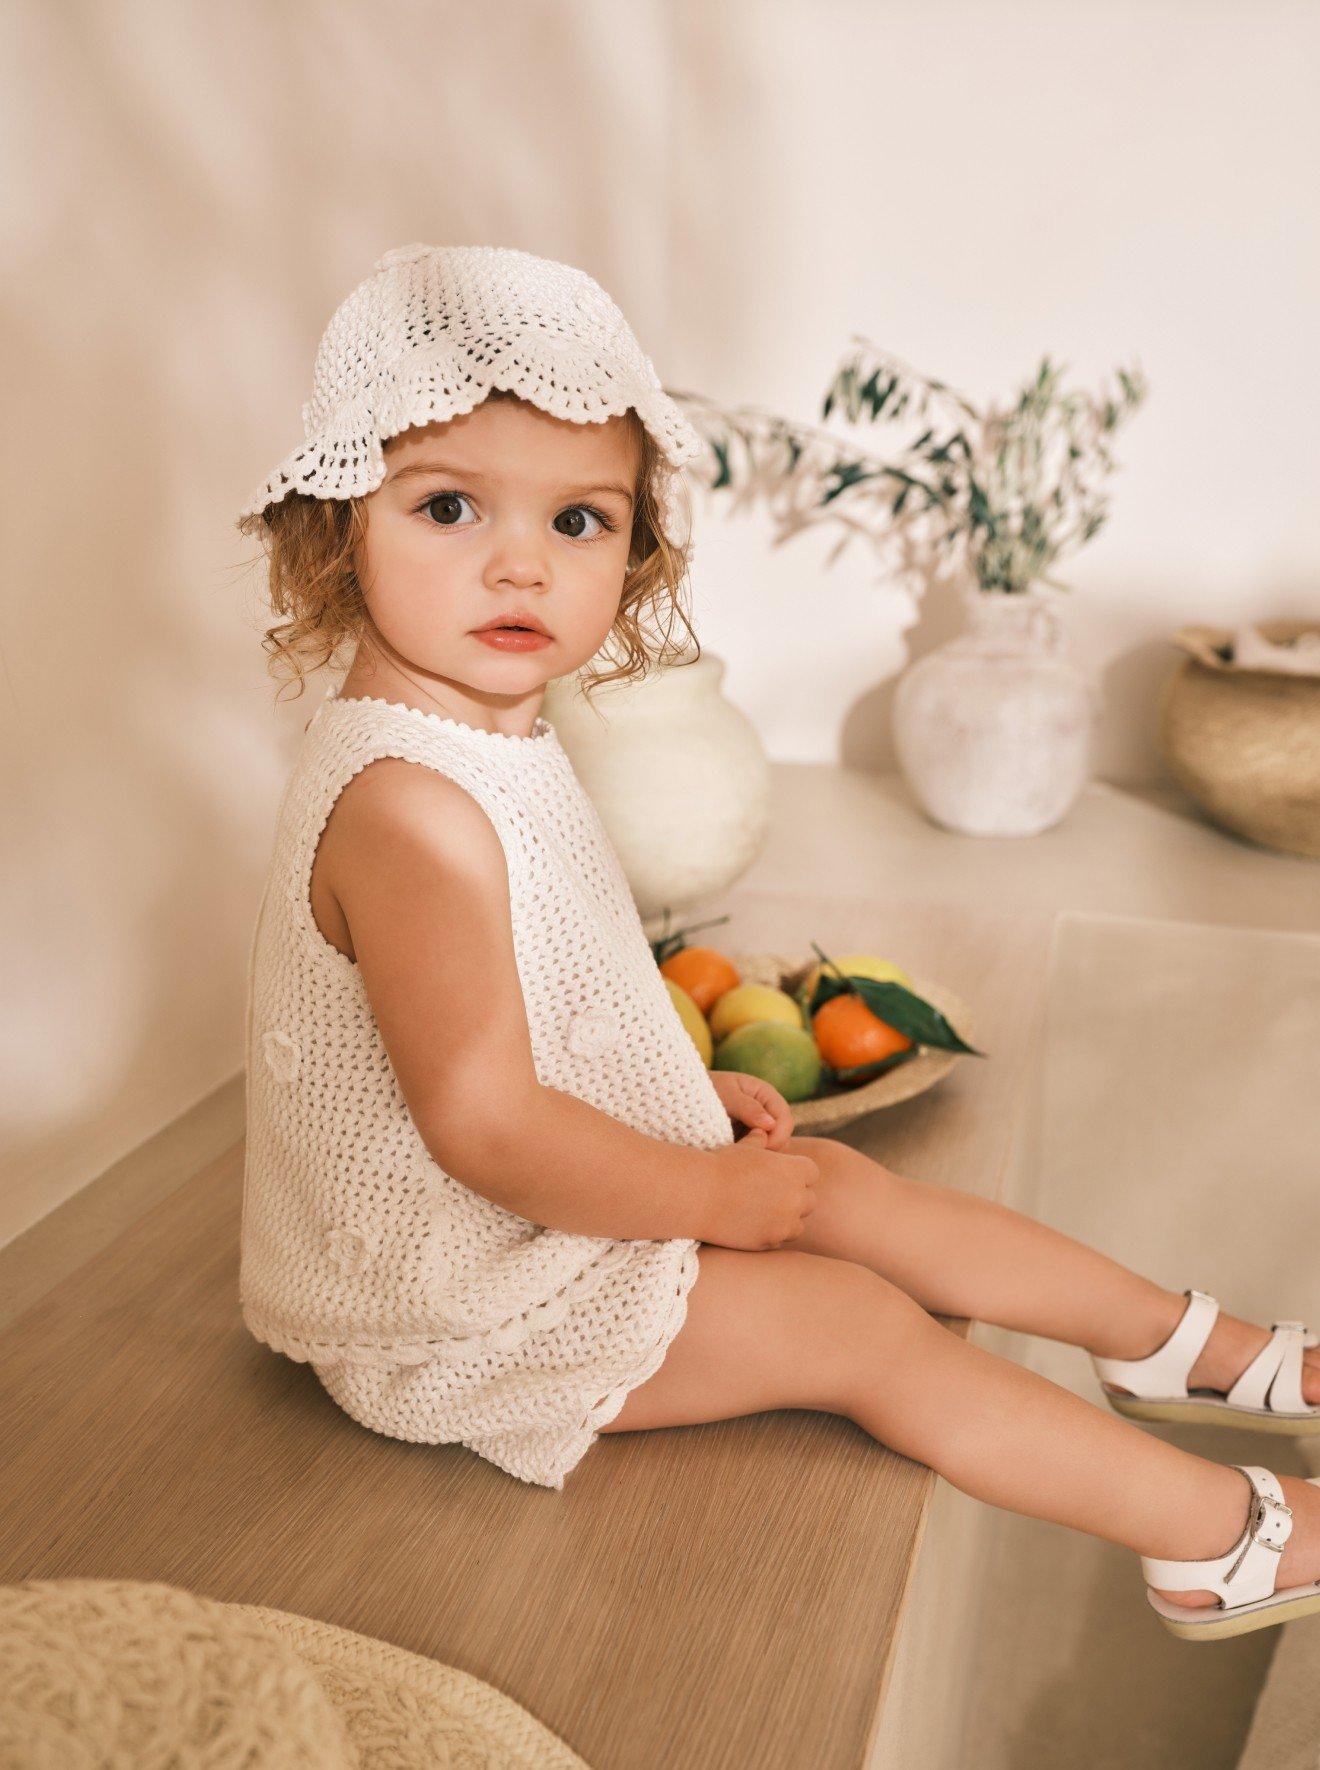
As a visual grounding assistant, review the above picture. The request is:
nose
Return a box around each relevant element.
[482,520,549,592]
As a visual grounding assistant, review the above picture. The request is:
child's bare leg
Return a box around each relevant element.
[601,1245,1320,1608]
[775,1136,1320,1404]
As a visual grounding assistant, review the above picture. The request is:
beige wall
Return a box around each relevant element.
[3,0,1316,1242]
[674,1,1320,771]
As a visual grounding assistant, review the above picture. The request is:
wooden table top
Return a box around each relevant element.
[0,889,1048,1768]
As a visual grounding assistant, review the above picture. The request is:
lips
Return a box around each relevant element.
[474,613,551,636]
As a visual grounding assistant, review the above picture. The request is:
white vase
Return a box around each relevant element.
[541,650,772,921]
[891,582,1098,836]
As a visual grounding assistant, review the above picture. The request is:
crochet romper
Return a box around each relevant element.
[240,684,734,1489]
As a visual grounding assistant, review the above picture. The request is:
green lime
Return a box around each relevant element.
[712,1020,823,1103]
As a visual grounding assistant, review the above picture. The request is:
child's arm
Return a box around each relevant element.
[321,759,728,1242]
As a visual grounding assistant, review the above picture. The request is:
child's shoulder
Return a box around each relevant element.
[308,757,510,963]
[322,754,506,882]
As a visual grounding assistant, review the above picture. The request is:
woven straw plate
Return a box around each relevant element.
[721,951,976,1134]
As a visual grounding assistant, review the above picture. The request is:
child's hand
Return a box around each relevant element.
[703,1128,819,1250]
[709,1070,794,1150]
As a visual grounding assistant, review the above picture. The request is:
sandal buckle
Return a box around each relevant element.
[1224,1493,1292,1583]
[1258,1497,1290,1550]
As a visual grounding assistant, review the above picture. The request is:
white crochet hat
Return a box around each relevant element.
[238,242,704,549]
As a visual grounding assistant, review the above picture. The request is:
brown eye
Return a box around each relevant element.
[423,492,474,526]
[554,505,612,541]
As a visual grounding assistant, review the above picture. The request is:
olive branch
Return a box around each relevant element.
[669,341,1147,596]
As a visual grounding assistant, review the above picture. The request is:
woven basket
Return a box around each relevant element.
[725,952,975,1134]
[0,1577,588,1768]
[1157,618,1320,860]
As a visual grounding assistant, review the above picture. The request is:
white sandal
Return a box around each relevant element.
[1142,1464,1320,1640]
[1092,1289,1320,1435]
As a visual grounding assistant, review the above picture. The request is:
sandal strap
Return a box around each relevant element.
[1092,1289,1219,1400]
[1228,1321,1311,1414]
[1140,1466,1294,1607]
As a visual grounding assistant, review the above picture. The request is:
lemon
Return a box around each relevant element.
[665,976,713,1065]
[797,951,915,1014]
[712,1021,822,1103]
[709,983,803,1043]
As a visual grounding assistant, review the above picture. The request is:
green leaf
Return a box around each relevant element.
[809,974,985,1055]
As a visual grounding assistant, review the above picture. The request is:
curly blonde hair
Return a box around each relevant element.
[237,390,701,711]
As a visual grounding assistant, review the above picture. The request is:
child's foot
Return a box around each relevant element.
[1186,1307,1320,1406]
[1149,1471,1320,1609]
[1096,1291,1320,1406]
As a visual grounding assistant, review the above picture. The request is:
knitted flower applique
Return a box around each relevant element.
[563,1004,618,1058]
[323,1225,375,1275]
[261,1028,302,1085]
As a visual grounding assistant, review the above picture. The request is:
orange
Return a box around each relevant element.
[658,945,741,1015]
[811,993,913,1069]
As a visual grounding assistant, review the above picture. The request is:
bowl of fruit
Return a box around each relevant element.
[650,914,983,1134]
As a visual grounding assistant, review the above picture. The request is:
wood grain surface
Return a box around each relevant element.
[0,890,1049,1769]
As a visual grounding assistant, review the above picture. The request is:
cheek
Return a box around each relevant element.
[362,516,434,583]
[359,521,453,626]
[578,541,631,618]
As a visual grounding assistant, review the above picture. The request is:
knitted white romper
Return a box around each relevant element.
[240,683,735,1490]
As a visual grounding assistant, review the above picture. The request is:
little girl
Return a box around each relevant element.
[237,242,1320,1644]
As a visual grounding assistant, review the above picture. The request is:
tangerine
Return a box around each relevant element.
[659,945,741,1014]
[811,993,913,1069]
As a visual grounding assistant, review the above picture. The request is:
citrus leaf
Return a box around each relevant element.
[810,974,984,1055]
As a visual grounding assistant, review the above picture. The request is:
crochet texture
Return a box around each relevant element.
[241,685,734,1489]
[237,242,705,553]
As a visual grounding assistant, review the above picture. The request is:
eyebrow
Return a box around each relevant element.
[387,460,635,506]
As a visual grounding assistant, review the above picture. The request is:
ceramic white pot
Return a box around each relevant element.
[541,650,771,921]
[891,582,1098,835]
